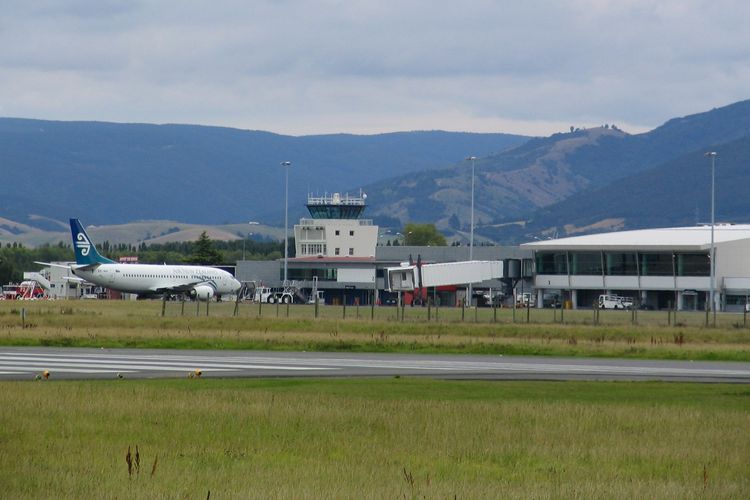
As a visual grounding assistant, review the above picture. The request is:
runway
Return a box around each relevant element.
[1,347,749,382]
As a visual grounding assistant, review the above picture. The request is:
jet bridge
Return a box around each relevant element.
[385,260,503,291]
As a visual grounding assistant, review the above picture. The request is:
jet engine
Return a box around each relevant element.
[191,285,215,301]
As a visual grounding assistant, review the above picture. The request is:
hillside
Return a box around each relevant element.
[0,119,527,229]
[519,133,750,239]
[0,218,284,247]
[362,99,750,239]
[5,100,750,247]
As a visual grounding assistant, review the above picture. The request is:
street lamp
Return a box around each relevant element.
[243,232,254,261]
[242,221,259,261]
[281,161,292,284]
[705,151,717,326]
[466,156,477,306]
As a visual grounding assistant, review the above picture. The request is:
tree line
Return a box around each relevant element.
[0,232,286,284]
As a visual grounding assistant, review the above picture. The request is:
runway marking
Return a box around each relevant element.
[0,352,335,376]
[0,362,236,373]
[148,354,750,378]
[1,350,749,380]
[0,366,137,374]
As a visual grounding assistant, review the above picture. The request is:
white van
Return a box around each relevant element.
[598,294,625,309]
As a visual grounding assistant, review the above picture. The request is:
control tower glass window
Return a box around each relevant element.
[306,193,367,219]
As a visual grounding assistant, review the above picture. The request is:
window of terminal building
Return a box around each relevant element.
[288,268,337,281]
[535,252,568,274]
[726,295,749,307]
[639,253,673,276]
[569,252,602,275]
[305,243,325,255]
[335,230,340,236]
[348,248,354,255]
[349,230,354,236]
[335,248,340,255]
[676,253,709,276]
[605,252,638,275]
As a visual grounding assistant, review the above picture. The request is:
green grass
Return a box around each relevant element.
[2,300,750,360]
[0,378,748,498]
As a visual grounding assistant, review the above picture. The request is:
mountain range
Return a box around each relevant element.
[2,99,750,246]
[361,99,750,242]
[0,118,525,230]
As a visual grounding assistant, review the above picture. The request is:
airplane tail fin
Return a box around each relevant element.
[69,219,115,265]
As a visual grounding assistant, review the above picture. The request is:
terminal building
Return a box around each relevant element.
[23,193,748,312]
[523,225,750,312]
[237,192,533,306]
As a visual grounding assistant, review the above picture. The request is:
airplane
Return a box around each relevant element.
[37,219,242,300]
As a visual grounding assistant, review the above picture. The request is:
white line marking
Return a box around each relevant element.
[1,352,748,378]
[0,355,334,372]
[0,366,137,374]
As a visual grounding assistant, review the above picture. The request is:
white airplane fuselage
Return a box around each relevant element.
[72,263,241,297]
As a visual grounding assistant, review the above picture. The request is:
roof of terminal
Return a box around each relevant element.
[521,225,750,251]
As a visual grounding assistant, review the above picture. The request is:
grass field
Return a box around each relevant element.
[1,300,750,361]
[1,377,748,498]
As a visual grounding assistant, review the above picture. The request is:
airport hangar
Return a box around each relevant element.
[236,192,533,307]
[523,224,750,312]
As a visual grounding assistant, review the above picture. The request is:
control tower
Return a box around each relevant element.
[294,192,379,258]
[305,192,367,219]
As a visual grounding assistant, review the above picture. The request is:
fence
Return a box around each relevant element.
[164,299,749,329]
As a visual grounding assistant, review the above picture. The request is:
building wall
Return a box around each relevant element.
[236,260,281,286]
[42,262,79,299]
[716,239,750,282]
[337,268,376,285]
[376,245,530,262]
[295,219,378,258]
[236,244,533,307]
[530,235,750,310]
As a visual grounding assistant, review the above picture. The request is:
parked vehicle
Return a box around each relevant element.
[598,294,633,309]
[480,290,504,307]
[516,292,535,308]
[618,296,634,309]
[254,286,294,304]
[307,290,325,305]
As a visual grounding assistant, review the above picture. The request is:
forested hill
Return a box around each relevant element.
[0,118,527,228]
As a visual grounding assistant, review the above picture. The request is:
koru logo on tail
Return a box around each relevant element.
[76,232,91,256]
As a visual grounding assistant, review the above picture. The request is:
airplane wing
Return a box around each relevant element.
[35,261,100,271]
[34,261,72,269]
[150,279,215,294]
[62,276,86,283]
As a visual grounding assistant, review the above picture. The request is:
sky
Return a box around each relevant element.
[2,0,749,137]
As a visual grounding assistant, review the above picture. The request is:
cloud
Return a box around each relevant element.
[1,0,749,135]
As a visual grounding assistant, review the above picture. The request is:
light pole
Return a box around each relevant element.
[242,221,259,261]
[281,161,292,284]
[242,233,254,260]
[466,156,477,306]
[705,151,717,326]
